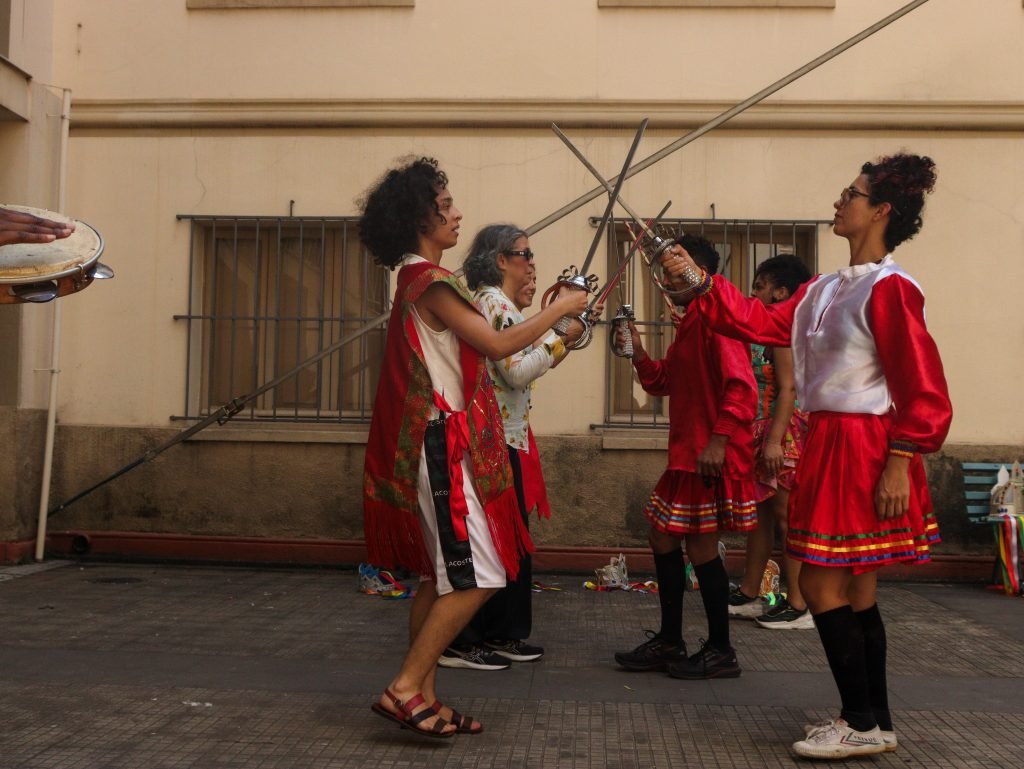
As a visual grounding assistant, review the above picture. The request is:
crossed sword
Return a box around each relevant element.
[545,117,691,350]
[541,117,648,347]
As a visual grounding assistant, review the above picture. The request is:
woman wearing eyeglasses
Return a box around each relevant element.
[661,153,952,759]
[436,225,598,671]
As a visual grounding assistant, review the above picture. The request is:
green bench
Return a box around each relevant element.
[963,461,1024,595]
[961,462,1006,524]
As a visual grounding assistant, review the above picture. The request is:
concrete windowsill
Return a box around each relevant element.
[186,425,369,444]
[598,0,834,7]
[599,430,669,451]
[187,0,413,8]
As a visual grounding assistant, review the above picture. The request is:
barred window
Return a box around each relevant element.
[600,217,828,428]
[174,216,388,424]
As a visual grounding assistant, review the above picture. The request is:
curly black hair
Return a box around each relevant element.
[356,156,450,269]
[674,233,720,275]
[861,153,937,252]
[755,254,812,297]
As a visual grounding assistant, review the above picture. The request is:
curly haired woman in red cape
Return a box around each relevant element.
[358,157,588,739]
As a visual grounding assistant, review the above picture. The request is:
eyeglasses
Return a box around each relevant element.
[504,249,534,259]
[838,186,871,206]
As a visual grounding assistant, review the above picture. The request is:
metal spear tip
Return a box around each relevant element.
[11,282,59,303]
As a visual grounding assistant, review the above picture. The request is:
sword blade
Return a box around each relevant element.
[593,199,672,309]
[578,118,648,277]
[551,123,662,245]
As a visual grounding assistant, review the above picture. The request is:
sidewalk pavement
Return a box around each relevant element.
[1,559,1022,769]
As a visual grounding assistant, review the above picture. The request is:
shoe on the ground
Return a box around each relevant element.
[754,597,815,630]
[666,639,741,680]
[614,631,688,672]
[803,719,897,751]
[803,718,834,736]
[484,638,544,662]
[792,718,885,759]
[727,585,764,618]
[880,729,898,752]
[437,645,510,671]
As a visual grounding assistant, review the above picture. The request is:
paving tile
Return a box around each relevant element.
[0,562,1021,768]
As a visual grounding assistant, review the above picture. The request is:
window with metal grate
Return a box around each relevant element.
[173,215,388,424]
[599,217,828,429]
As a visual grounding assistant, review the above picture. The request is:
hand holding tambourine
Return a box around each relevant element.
[0,207,75,246]
[0,205,111,304]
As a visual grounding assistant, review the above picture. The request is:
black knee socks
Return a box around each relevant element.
[813,605,876,732]
[693,557,730,651]
[653,550,685,643]
[856,604,892,731]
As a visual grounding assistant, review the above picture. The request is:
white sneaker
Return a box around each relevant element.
[880,730,898,752]
[803,719,898,752]
[792,718,885,759]
[803,718,836,736]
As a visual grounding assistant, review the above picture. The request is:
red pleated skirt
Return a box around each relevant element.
[786,411,940,574]
[644,469,758,536]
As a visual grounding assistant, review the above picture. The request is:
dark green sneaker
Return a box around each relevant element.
[727,585,764,618]
[755,598,815,630]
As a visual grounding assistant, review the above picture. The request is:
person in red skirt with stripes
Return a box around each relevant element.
[613,234,759,680]
[662,153,953,759]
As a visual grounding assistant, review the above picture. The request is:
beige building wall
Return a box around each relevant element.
[55,127,1024,446]
[46,0,1024,442]
[4,0,1023,557]
[0,0,71,545]
[49,1,1024,103]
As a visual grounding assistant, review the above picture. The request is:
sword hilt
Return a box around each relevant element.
[542,266,597,340]
[638,235,706,301]
[564,315,594,351]
[609,304,635,358]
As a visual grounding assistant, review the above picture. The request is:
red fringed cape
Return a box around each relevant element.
[521,426,551,519]
[362,260,532,580]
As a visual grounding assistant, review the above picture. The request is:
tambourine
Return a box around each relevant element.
[0,205,112,304]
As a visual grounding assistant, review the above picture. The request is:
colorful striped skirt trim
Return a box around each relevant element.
[788,511,941,569]
[787,411,941,574]
[644,469,758,536]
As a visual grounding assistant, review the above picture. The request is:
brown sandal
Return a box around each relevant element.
[431,701,484,734]
[371,688,454,740]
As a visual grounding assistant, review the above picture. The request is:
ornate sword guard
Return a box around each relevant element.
[550,265,598,337]
[640,234,701,301]
[557,265,599,293]
[564,313,594,351]
[609,304,635,358]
